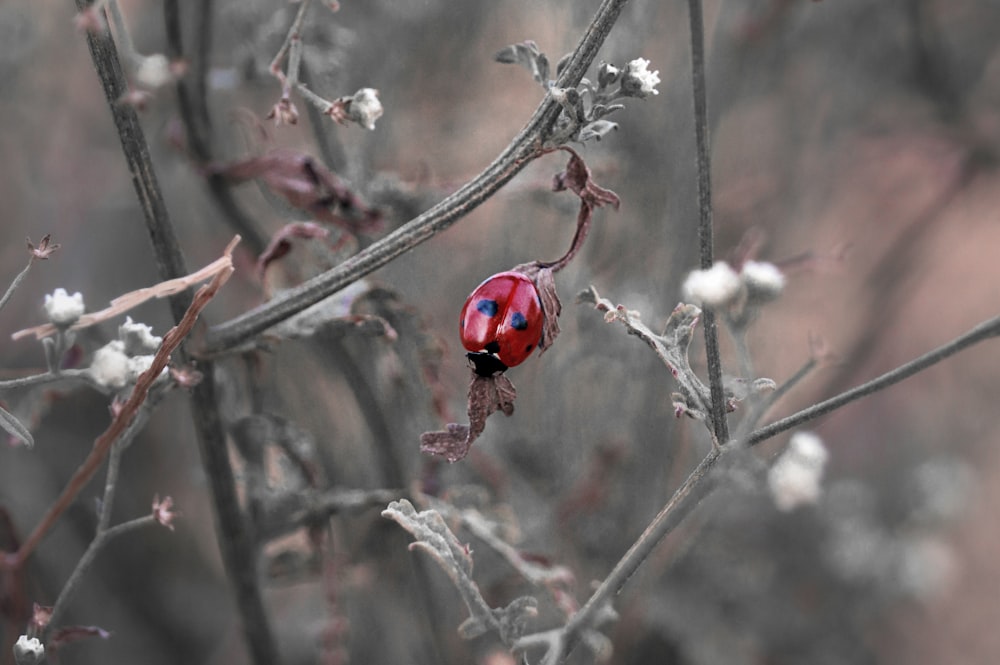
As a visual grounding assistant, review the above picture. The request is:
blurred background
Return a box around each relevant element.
[1,0,1000,663]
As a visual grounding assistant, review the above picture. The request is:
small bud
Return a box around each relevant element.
[13,635,44,665]
[682,262,741,308]
[333,87,383,130]
[621,58,660,97]
[741,260,785,302]
[152,494,178,530]
[596,61,621,89]
[768,431,829,511]
[135,53,175,89]
[267,98,299,126]
[44,288,85,327]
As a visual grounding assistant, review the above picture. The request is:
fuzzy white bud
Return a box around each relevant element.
[682,262,741,308]
[43,288,85,326]
[741,261,785,301]
[622,58,660,97]
[768,431,829,511]
[119,317,162,355]
[135,53,174,89]
[346,88,383,130]
[88,340,130,390]
[13,635,44,665]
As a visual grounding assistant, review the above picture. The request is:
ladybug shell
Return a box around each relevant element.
[459,271,544,374]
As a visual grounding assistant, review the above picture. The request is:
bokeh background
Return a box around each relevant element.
[1,0,1000,663]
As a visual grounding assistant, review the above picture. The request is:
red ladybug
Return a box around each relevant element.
[459,271,544,376]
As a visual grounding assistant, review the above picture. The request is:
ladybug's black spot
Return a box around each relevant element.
[510,312,528,330]
[484,340,500,354]
[476,299,499,317]
[525,344,533,353]
[467,351,508,377]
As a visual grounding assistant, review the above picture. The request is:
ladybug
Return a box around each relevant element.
[459,271,544,376]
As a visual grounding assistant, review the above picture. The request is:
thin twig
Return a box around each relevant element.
[516,447,724,662]
[43,395,163,639]
[747,314,1000,446]
[687,0,729,445]
[0,258,35,315]
[0,369,105,393]
[734,356,817,440]
[201,0,633,356]
[163,0,267,254]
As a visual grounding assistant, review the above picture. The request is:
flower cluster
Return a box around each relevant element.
[87,317,167,391]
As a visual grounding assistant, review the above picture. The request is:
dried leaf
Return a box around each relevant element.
[208,150,382,234]
[420,373,517,463]
[49,625,111,651]
[256,221,329,280]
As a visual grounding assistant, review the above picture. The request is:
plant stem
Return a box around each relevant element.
[163,0,267,255]
[76,0,189,323]
[0,258,34,314]
[747,314,1000,445]
[548,447,723,660]
[687,0,729,445]
[201,0,633,356]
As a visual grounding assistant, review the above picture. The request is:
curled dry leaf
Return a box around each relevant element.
[207,150,382,234]
[49,625,111,652]
[420,373,517,463]
[256,221,330,281]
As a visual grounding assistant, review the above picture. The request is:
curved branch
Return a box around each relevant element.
[747,314,1000,445]
[201,0,632,356]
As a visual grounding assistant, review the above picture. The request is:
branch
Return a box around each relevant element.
[515,447,724,662]
[201,0,633,356]
[163,0,268,254]
[687,0,729,444]
[747,314,1000,446]
[75,0,190,323]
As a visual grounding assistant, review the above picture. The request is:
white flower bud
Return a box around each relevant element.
[13,635,44,665]
[768,431,829,511]
[741,261,785,301]
[682,262,741,308]
[43,288,85,326]
[622,58,660,97]
[346,88,383,130]
[119,317,162,355]
[89,340,130,390]
[135,53,173,89]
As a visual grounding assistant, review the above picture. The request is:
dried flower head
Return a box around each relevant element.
[621,58,660,97]
[27,234,60,260]
[682,262,741,308]
[44,288,85,327]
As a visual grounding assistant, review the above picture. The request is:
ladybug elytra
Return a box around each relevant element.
[459,271,544,376]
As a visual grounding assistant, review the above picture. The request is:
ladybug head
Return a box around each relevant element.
[466,351,508,377]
